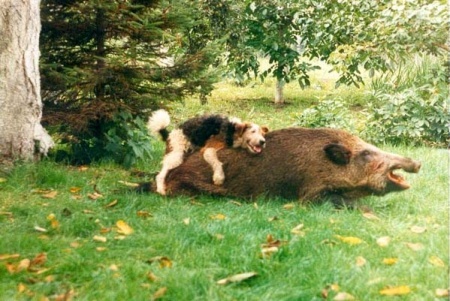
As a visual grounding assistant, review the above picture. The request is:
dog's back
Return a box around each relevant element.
[180,115,230,147]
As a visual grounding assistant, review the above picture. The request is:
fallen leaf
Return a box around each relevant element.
[217,272,258,285]
[183,218,190,225]
[210,213,226,220]
[152,287,167,300]
[435,288,449,298]
[147,256,172,268]
[44,275,55,282]
[261,246,279,258]
[109,264,119,271]
[283,203,295,210]
[376,236,390,247]
[335,235,363,245]
[34,226,47,233]
[137,210,152,218]
[379,285,411,296]
[116,220,133,235]
[410,225,426,234]
[355,256,367,267]
[228,200,242,206]
[0,254,20,260]
[69,187,81,193]
[362,212,380,220]
[78,166,89,171]
[383,258,398,265]
[47,213,60,229]
[93,235,107,243]
[41,191,58,199]
[214,234,224,240]
[82,209,95,214]
[105,200,118,208]
[17,283,27,293]
[54,289,76,301]
[291,223,305,236]
[253,202,258,209]
[70,242,81,248]
[147,272,158,282]
[0,177,7,183]
[87,192,103,200]
[30,253,47,267]
[16,259,31,272]
[268,216,279,222]
[96,247,107,252]
[405,242,424,251]
[118,180,139,187]
[429,255,445,267]
[334,292,355,300]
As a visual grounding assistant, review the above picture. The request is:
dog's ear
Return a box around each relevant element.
[323,143,352,165]
[261,126,269,135]
[234,122,249,137]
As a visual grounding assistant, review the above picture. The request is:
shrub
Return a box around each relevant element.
[364,56,448,147]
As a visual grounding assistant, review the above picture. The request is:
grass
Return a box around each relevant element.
[0,74,448,300]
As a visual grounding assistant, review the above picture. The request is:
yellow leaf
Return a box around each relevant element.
[0,254,20,260]
[41,191,58,199]
[87,192,103,200]
[217,272,258,285]
[291,223,305,235]
[405,242,424,251]
[379,285,411,296]
[16,259,31,272]
[17,283,27,293]
[335,235,363,245]
[333,292,355,300]
[34,225,48,233]
[0,178,7,183]
[183,218,190,225]
[116,220,133,235]
[210,213,226,220]
[383,258,398,265]
[118,180,139,187]
[283,203,295,210]
[105,200,118,208]
[148,256,173,268]
[69,187,81,193]
[362,212,380,220]
[429,255,445,267]
[435,288,449,297]
[376,236,390,247]
[96,247,107,252]
[152,287,167,300]
[356,256,367,267]
[93,235,107,243]
[137,210,152,218]
[109,264,119,271]
[410,225,426,234]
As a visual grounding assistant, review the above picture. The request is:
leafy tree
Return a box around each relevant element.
[225,0,448,103]
[40,0,221,165]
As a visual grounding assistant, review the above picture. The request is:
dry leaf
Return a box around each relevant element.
[268,216,279,222]
[17,283,27,293]
[183,218,190,225]
[261,246,279,258]
[429,255,445,267]
[148,256,173,268]
[0,177,7,183]
[87,192,103,200]
[78,166,89,171]
[152,287,167,300]
[137,210,152,218]
[410,225,426,234]
[109,264,119,271]
[383,258,398,265]
[105,200,118,208]
[30,253,47,267]
[435,288,449,297]
[210,213,226,220]
[34,226,48,233]
[214,234,225,240]
[229,200,242,206]
[334,292,355,300]
[0,254,20,260]
[335,235,363,245]
[147,272,158,282]
[355,256,367,267]
[69,187,81,193]
[70,242,81,248]
[291,223,305,235]
[82,209,95,214]
[362,212,380,220]
[118,180,139,187]
[93,235,107,243]
[96,247,107,252]
[47,214,60,229]
[54,289,76,301]
[116,220,133,235]
[217,272,257,285]
[16,259,31,272]
[379,285,411,296]
[405,242,424,251]
[283,203,295,210]
[42,191,58,199]
[376,236,390,247]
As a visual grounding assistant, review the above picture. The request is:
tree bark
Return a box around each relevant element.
[0,0,53,160]
[274,78,284,104]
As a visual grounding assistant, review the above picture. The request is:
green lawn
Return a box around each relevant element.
[0,78,448,300]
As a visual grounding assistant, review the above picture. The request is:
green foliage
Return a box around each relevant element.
[365,56,449,147]
[295,98,357,132]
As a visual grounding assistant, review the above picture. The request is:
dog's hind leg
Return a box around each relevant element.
[156,150,185,195]
[203,147,225,185]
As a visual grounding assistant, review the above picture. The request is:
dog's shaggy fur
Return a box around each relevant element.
[147,109,268,195]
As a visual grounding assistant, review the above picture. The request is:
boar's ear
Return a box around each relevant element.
[323,143,352,165]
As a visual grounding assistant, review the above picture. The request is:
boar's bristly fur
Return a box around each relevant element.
[159,127,420,205]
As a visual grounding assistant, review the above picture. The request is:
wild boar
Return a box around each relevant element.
[155,127,421,205]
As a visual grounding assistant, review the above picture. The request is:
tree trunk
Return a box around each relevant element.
[0,0,53,160]
[274,78,284,104]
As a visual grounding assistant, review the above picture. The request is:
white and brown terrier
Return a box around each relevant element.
[147,109,268,195]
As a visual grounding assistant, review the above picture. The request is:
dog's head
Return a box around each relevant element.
[233,122,269,154]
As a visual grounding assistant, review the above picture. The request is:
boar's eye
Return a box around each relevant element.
[361,150,371,157]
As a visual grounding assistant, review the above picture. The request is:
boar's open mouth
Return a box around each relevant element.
[387,170,410,190]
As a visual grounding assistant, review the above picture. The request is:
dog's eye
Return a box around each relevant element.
[251,129,256,133]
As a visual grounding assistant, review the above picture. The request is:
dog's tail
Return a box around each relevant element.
[147,109,171,141]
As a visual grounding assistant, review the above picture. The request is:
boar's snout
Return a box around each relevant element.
[390,157,421,174]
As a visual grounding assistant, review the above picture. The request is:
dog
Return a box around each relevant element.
[147,109,268,195]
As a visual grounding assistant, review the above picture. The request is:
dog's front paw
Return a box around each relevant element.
[213,171,225,185]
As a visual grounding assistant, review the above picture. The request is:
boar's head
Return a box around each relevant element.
[323,138,421,200]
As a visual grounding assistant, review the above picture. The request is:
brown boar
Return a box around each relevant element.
[157,127,421,205]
